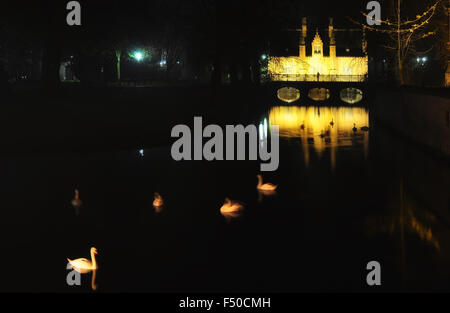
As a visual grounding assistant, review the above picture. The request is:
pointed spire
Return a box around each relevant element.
[301,17,307,45]
[329,17,335,45]
[312,29,323,44]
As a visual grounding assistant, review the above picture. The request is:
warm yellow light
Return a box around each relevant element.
[268,106,370,168]
[67,247,98,273]
[220,198,244,220]
[67,247,99,290]
[153,192,164,212]
[268,55,368,81]
[256,174,277,191]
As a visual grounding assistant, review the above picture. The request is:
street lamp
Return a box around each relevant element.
[133,51,143,61]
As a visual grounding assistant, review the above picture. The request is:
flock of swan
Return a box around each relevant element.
[66,117,370,289]
[220,174,277,218]
[67,174,277,288]
[66,116,370,289]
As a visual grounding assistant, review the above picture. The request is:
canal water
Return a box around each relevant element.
[0,103,449,292]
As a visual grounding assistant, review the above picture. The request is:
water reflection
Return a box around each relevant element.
[67,247,99,290]
[366,180,441,253]
[268,106,369,169]
[257,189,277,203]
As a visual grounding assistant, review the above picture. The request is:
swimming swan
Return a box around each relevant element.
[67,247,98,273]
[257,174,277,191]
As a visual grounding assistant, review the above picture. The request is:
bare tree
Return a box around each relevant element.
[350,0,441,85]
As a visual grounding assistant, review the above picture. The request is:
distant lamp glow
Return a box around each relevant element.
[159,60,167,67]
[134,51,143,61]
[417,57,421,63]
[261,54,267,60]
[139,149,144,156]
[422,57,427,62]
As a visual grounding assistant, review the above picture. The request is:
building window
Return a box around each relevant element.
[314,45,321,54]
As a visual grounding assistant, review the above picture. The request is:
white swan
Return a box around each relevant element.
[220,198,244,220]
[153,192,164,209]
[257,174,277,191]
[71,189,82,209]
[220,198,244,213]
[67,247,98,273]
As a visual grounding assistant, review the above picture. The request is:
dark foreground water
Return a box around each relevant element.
[0,104,449,292]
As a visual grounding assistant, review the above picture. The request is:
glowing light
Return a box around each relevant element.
[139,149,144,156]
[268,32,368,82]
[261,54,267,60]
[159,60,167,66]
[264,118,268,138]
[133,51,143,61]
[269,106,370,165]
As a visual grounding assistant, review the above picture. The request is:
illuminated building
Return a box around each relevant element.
[268,18,368,82]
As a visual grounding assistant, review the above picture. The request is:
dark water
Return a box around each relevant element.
[0,104,449,292]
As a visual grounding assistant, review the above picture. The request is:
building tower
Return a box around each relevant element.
[362,27,368,55]
[328,18,336,58]
[299,17,307,58]
[328,17,336,75]
[446,0,450,86]
[311,29,323,58]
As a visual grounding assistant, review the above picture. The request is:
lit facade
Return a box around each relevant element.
[268,18,368,82]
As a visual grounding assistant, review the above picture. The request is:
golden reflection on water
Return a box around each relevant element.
[366,181,441,253]
[268,106,370,169]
